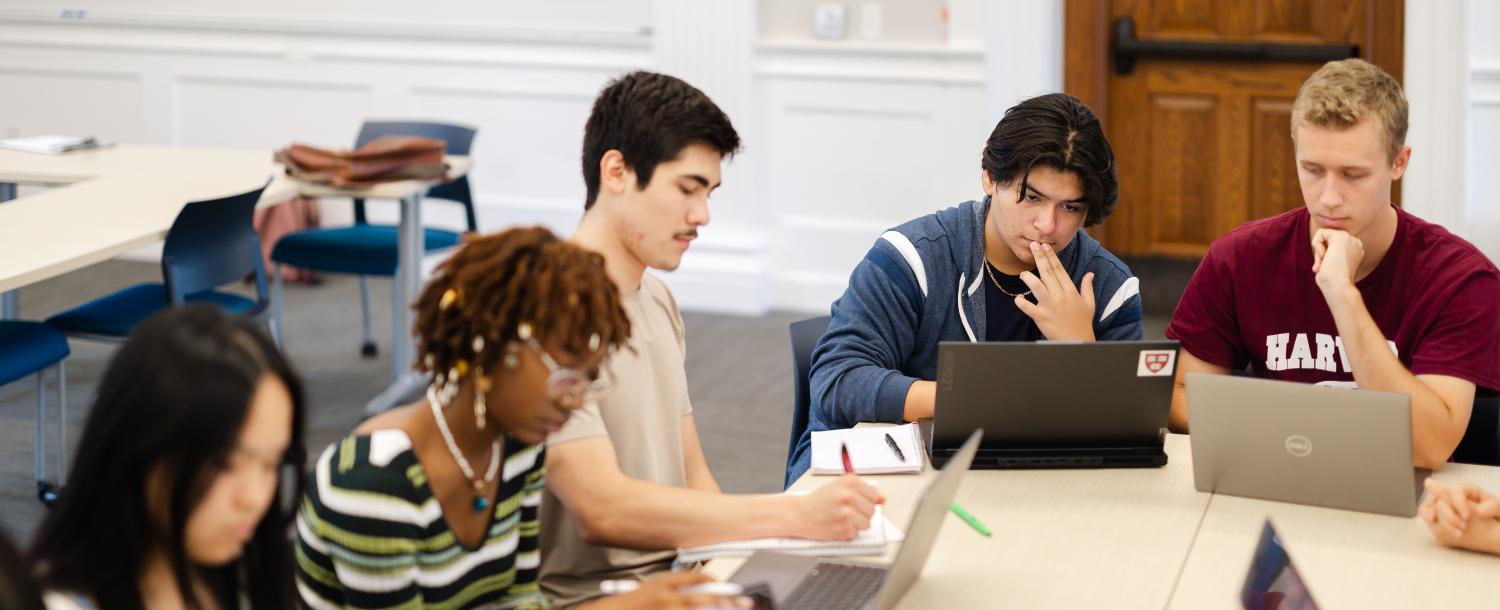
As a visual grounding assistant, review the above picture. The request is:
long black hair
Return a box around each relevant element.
[28,304,306,610]
[0,530,43,610]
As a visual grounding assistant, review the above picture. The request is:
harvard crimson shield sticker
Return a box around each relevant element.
[1137,350,1176,377]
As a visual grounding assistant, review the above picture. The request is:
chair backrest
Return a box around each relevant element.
[161,184,270,308]
[786,316,832,481]
[352,120,478,231]
[1452,393,1500,466]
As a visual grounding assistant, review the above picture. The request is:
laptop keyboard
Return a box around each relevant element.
[781,562,888,610]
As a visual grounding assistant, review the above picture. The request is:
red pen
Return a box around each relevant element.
[841,441,855,474]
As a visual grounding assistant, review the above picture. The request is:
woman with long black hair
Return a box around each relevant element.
[29,304,306,610]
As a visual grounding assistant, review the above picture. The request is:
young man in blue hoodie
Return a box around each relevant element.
[787,93,1144,484]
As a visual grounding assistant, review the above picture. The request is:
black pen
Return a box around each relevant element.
[884,432,906,462]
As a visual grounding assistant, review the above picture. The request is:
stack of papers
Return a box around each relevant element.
[675,505,904,563]
[811,422,924,475]
[0,135,109,155]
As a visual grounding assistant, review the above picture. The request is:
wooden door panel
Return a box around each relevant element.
[1148,1,1225,37]
[1249,98,1304,223]
[1146,94,1220,253]
[1254,0,1321,40]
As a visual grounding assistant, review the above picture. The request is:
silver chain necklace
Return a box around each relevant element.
[427,386,501,512]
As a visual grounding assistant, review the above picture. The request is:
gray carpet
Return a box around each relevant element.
[0,259,1167,546]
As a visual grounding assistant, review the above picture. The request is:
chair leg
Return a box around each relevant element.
[34,371,46,490]
[359,275,377,358]
[58,361,68,486]
[272,264,286,350]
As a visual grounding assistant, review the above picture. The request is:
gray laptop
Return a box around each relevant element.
[929,341,1178,469]
[727,429,982,610]
[1188,373,1428,517]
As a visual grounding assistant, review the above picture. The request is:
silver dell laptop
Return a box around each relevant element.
[1188,373,1428,517]
[727,430,982,610]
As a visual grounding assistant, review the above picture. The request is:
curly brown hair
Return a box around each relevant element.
[411,226,631,382]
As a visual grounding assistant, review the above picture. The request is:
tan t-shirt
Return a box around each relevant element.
[540,272,693,608]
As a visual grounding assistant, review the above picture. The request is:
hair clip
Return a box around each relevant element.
[440,288,460,310]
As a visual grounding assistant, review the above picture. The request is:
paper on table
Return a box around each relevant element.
[675,504,904,563]
[0,135,108,155]
[811,422,923,475]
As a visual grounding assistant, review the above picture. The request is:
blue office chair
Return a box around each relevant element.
[47,185,273,340]
[270,120,477,358]
[786,316,832,488]
[0,320,70,504]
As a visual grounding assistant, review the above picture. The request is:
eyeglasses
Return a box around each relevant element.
[525,337,612,406]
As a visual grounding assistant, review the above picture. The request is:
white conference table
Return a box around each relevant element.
[707,426,1500,609]
[1171,463,1500,609]
[0,145,469,413]
[707,433,1213,609]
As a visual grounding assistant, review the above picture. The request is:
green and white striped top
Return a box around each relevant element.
[295,429,549,610]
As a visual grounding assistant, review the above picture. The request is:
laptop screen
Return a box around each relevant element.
[1240,520,1319,610]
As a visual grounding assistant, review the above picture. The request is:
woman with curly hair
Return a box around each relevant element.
[295,226,745,610]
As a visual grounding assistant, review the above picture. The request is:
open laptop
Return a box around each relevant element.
[727,429,982,610]
[1241,520,1320,610]
[926,341,1178,469]
[1188,373,1429,517]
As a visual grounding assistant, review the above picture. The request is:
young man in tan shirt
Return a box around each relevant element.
[539,71,885,608]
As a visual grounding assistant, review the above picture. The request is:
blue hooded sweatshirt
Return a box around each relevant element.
[786,197,1144,485]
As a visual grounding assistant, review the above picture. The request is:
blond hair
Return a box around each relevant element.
[1291,58,1408,161]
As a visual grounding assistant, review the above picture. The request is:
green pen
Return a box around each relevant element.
[949,502,992,537]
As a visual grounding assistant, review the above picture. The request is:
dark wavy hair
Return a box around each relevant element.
[581,70,741,209]
[981,92,1119,226]
[29,305,306,610]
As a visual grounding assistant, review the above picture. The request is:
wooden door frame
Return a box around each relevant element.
[1063,0,1405,123]
[1063,0,1405,248]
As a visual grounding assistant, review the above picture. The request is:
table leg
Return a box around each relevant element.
[363,192,426,415]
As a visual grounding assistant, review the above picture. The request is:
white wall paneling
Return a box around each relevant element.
[1466,0,1500,260]
[0,14,647,263]
[757,42,987,312]
[1402,0,1469,235]
[0,67,144,143]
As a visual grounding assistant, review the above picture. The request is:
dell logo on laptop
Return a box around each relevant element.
[1284,435,1313,458]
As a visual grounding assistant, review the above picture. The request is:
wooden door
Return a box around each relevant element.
[1065,0,1403,258]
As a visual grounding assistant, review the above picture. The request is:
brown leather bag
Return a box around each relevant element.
[275,136,448,187]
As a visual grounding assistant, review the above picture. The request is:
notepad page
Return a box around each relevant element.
[675,506,904,563]
[0,135,90,154]
[810,423,923,475]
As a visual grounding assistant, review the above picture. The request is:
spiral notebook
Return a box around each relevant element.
[810,423,924,475]
[675,505,903,563]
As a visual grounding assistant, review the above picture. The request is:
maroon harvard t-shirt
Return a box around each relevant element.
[1166,206,1500,391]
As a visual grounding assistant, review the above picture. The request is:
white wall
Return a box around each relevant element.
[1404,1,1500,262]
[1467,1,1500,259]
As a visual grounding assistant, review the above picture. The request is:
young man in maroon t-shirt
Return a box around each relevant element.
[1165,59,1500,470]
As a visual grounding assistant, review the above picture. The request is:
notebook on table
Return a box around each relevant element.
[0,135,110,155]
[675,505,903,563]
[811,423,923,475]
